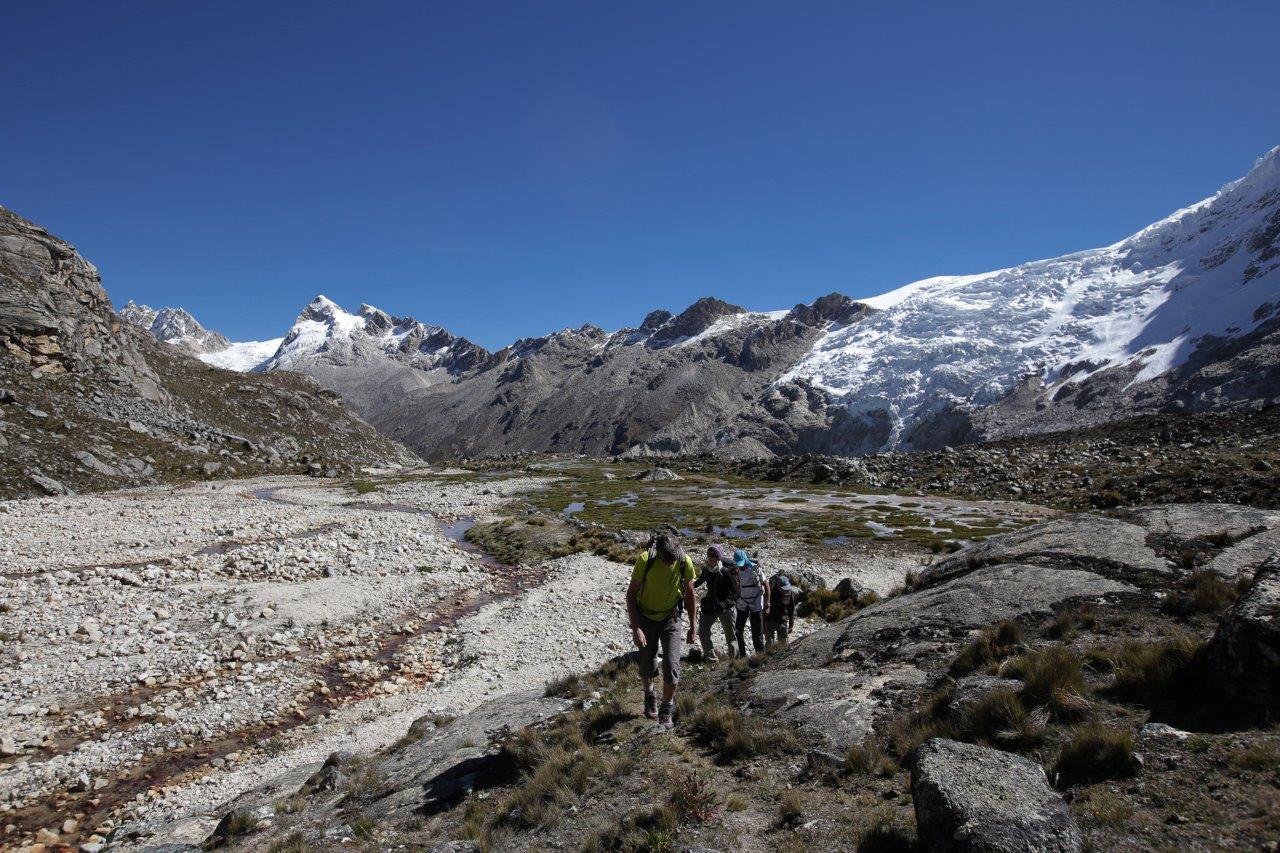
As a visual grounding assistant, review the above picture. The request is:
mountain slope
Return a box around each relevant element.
[786,145,1280,449]
[0,206,417,499]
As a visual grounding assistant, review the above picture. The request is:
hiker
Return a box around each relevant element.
[731,548,767,657]
[764,573,796,647]
[626,532,698,728]
[695,544,739,662]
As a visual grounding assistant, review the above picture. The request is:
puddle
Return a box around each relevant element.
[561,501,586,516]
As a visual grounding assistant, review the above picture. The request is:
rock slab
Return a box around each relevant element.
[912,737,1083,853]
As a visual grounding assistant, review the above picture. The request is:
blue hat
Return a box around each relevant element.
[732,549,755,569]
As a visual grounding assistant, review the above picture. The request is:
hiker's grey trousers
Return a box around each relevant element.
[637,611,683,685]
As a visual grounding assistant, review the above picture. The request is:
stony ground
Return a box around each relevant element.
[0,468,923,851]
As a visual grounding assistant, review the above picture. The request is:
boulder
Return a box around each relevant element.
[1205,558,1280,717]
[834,577,867,600]
[789,563,1132,670]
[629,467,682,482]
[912,738,1082,852]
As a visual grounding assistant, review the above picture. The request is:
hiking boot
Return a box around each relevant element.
[704,651,719,664]
[643,689,658,720]
[658,700,674,729]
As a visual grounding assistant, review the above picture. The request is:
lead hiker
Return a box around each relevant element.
[695,544,739,662]
[626,532,698,728]
[764,573,796,646]
[732,548,767,657]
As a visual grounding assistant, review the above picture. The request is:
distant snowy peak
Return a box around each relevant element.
[262,294,487,374]
[120,301,232,355]
[785,144,1280,448]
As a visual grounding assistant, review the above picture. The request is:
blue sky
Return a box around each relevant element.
[4,1,1278,349]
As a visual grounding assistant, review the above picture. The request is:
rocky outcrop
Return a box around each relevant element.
[0,206,418,498]
[912,738,1083,852]
[921,515,1171,587]
[753,563,1130,750]
[1206,558,1280,718]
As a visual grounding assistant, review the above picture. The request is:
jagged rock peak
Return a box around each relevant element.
[649,296,746,343]
[786,292,874,327]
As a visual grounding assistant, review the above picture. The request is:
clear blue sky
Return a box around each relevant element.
[4,1,1277,349]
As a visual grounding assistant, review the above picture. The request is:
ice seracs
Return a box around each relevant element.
[783,144,1280,448]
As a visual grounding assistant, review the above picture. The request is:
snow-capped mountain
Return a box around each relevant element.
[783,144,1280,448]
[123,145,1280,459]
[120,301,232,355]
[119,301,283,371]
[261,295,486,375]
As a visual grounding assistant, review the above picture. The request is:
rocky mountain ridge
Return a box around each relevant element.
[0,206,418,499]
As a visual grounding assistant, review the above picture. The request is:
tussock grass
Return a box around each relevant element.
[1051,723,1139,787]
[686,702,801,763]
[1097,634,1203,706]
[843,741,897,777]
[777,789,807,828]
[949,620,1022,676]
[1162,570,1239,617]
[1003,645,1090,722]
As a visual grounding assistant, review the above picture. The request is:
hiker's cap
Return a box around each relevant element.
[732,549,754,569]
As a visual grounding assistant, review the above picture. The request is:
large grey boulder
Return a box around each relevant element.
[921,515,1169,587]
[912,738,1083,852]
[1205,559,1280,716]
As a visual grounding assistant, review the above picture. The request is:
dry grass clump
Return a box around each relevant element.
[887,687,954,759]
[1162,570,1239,617]
[583,803,679,852]
[1003,645,1091,722]
[686,702,801,763]
[268,833,309,853]
[1051,723,1139,788]
[858,818,916,853]
[1075,787,1134,826]
[843,740,897,777]
[777,789,807,828]
[350,479,379,494]
[1096,634,1203,706]
[949,620,1023,676]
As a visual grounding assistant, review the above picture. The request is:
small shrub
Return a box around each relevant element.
[725,795,747,812]
[671,772,721,823]
[777,789,806,828]
[350,480,379,495]
[1184,735,1212,754]
[1051,724,1139,787]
